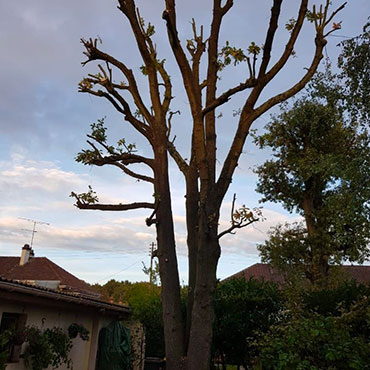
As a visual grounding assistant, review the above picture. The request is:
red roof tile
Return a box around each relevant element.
[227,263,370,284]
[0,256,97,296]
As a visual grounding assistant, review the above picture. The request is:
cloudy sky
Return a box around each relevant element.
[0,0,368,284]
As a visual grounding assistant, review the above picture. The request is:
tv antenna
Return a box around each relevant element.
[19,218,50,248]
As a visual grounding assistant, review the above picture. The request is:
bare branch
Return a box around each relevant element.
[167,140,189,176]
[163,1,200,109]
[75,199,155,211]
[167,110,180,139]
[258,0,283,77]
[79,80,152,141]
[146,202,159,226]
[202,78,257,116]
[156,61,172,113]
[263,0,308,83]
[254,34,326,118]
[220,0,233,15]
[324,2,347,27]
[71,189,155,211]
[112,161,155,183]
[117,1,163,118]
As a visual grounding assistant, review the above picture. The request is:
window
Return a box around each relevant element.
[0,312,27,363]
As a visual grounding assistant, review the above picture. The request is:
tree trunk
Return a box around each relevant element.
[154,140,185,368]
[302,187,329,285]
[185,160,199,348]
[186,205,220,370]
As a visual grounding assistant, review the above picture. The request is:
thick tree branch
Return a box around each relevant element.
[86,140,154,169]
[163,0,201,112]
[263,0,308,83]
[157,61,172,113]
[83,140,155,182]
[117,1,163,119]
[202,78,257,116]
[71,190,155,211]
[73,198,155,211]
[258,0,283,77]
[168,141,189,176]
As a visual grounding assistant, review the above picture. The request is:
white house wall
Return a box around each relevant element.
[1,300,101,370]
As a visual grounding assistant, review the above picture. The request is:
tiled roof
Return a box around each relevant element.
[227,263,370,284]
[0,256,97,296]
[226,263,286,284]
[0,276,130,315]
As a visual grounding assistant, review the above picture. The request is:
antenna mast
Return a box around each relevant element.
[19,218,50,247]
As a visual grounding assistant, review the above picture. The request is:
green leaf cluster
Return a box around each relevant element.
[23,326,73,370]
[218,41,247,71]
[71,185,99,205]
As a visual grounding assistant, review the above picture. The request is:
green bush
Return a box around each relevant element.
[213,278,282,369]
[23,326,73,370]
[0,330,13,370]
[258,296,370,369]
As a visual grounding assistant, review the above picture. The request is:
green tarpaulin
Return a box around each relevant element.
[96,321,131,370]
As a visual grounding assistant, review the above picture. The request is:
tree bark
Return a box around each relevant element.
[302,178,329,285]
[153,127,185,368]
[186,202,221,370]
[185,157,199,348]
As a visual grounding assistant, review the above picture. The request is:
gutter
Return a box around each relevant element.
[0,278,131,315]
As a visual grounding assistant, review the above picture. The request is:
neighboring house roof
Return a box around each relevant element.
[226,263,286,284]
[0,276,130,316]
[0,256,97,297]
[227,263,370,285]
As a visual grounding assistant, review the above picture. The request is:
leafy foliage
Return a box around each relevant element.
[142,259,160,285]
[93,280,165,358]
[23,326,73,370]
[67,323,90,341]
[254,76,370,282]
[258,297,370,369]
[302,280,370,317]
[213,278,282,369]
[0,330,13,370]
[218,41,247,70]
[70,185,99,205]
[338,19,370,123]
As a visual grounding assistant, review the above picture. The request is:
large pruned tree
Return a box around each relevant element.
[71,1,345,368]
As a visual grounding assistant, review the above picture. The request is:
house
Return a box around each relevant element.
[0,245,131,370]
[0,244,99,297]
[226,263,370,285]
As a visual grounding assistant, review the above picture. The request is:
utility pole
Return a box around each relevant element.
[149,242,156,284]
[19,218,50,247]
